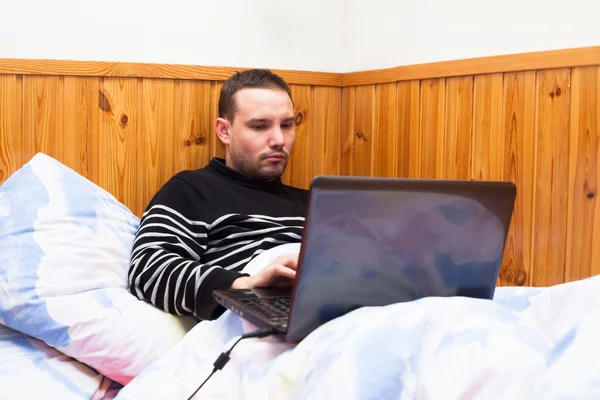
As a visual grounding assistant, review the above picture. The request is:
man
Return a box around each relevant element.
[128,69,309,321]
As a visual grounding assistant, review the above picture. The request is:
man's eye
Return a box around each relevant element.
[253,125,266,130]
[281,124,292,129]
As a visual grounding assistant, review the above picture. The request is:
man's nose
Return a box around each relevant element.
[269,126,285,148]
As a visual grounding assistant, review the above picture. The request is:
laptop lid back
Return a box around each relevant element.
[285,176,517,342]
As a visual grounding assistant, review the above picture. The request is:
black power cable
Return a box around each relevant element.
[186,327,276,399]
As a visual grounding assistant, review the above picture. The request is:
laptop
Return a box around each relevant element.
[213,176,517,343]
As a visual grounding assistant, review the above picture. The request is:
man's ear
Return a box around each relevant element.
[215,118,232,145]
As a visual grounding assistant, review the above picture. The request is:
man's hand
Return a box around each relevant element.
[231,254,299,290]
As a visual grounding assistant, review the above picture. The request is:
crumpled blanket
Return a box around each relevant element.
[115,244,600,400]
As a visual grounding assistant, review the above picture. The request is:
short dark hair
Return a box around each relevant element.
[218,69,293,122]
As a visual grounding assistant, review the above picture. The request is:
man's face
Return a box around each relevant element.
[223,88,296,180]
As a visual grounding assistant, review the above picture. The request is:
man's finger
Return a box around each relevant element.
[276,254,299,269]
[275,265,296,279]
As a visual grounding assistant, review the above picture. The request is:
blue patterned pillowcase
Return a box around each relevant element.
[0,153,196,385]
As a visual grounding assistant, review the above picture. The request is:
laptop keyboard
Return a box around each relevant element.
[240,297,291,325]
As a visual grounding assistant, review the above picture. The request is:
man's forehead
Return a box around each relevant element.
[235,88,292,107]
[234,88,294,119]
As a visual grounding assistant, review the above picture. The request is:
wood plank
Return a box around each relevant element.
[353,85,376,176]
[97,77,142,216]
[342,46,600,86]
[530,69,571,287]
[141,78,177,208]
[0,58,342,87]
[500,71,537,286]
[210,82,226,160]
[22,76,64,164]
[565,66,600,281]
[178,80,213,172]
[444,76,474,179]
[340,87,355,175]
[396,80,420,178]
[312,86,341,177]
[63,77,91,176]
[84,77,101,188]
[419,79,446,178]
[282,85,313,189]
[0,75,22,184]
[372,83,397,177]
[472,74,503,181]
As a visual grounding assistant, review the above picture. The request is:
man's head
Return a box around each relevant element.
[216,69,295,181]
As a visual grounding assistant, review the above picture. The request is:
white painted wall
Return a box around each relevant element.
[0,0,346,72]
[345,0,600,72]
[1,0,599,73]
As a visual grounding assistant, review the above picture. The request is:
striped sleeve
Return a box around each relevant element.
[127,177,247,320]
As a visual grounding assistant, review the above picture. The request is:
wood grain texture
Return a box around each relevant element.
[23,76,65,165]
[343,46,600,86]
[372,83,397,177]
[141,78,177,210]
[499,72,537,286]
[0,72,342,216]
[396,80,420,178]
[0,58,342,87]
[419,79,446,178]
[472,74,503,181]
[340,65,599,287]
[0,75,22,183]
[312,86,341,178]
[282,85,313,188]
[565,66,600,282]
[352,85,376,176]
[178,80,213,173]
[3,57,600,286]
[98,77,142,215]
[340,86,355,175]
[444,76,473,180]
[530,69,571,287]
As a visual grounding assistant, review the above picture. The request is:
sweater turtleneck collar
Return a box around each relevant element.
[206,158,284,190]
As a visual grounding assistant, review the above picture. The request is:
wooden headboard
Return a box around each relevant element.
[1,46,599,288]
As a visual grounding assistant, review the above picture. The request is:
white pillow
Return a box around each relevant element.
[0,153,197,385]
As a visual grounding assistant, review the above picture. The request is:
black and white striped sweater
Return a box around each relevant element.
[128,158,309,320]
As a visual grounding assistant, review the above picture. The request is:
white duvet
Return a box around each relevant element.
[113,244,600,399]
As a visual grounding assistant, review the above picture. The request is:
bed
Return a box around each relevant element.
[2,152,600,399]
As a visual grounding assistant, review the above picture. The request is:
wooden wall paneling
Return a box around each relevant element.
[282,85,313,189]
[0,75,23,183]
[342,46,600,87]
[62,77,90,176]
[210,82,226,160]
[352,85,376,176]
[178,80,213,173]
[530,68,571,287]
[372,83,397,177]
[23,76,64,167]
[141,78,177,213]
[83,77,101,190]
[472,74,503,181]
[312,86,341,177]
[395,80,421,178]
[419,79,446,179]
[444,76,474,180]
[340,86,355,175]
[500,71,537,286]
[0,58,343,87]
[565,66,600,281]
[98,77,143,216]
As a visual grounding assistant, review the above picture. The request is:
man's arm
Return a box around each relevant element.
[127,176,246,320]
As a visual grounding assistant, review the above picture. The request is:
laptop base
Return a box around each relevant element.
[213,287,292,333]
